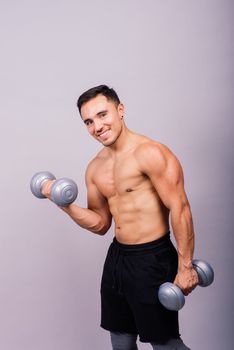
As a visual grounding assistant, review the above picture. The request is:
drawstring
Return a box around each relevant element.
[110,232,171,296]
[117,253,124,295]
[112,245,124,295]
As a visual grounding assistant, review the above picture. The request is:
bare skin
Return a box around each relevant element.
[42,94,198,295]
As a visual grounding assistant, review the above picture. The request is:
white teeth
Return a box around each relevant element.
[99,130,109,138]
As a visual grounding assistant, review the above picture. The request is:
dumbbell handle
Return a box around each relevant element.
[158,259,214,311]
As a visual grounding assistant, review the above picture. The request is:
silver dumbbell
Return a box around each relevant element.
[30,171,78,207]
[158,259,214,311]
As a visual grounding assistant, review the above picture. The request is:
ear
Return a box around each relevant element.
[118,103,125,118]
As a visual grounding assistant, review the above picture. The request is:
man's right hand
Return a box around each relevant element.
[41,180,56,200]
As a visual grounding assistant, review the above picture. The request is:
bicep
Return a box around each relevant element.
[87,182,109,212]
[86,177,112,226]
[156,158,188,210]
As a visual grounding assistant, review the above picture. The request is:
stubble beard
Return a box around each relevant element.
[102,125,123,147]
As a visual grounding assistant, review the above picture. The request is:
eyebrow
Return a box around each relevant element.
[96,109,108,116]
[83,110,108,124]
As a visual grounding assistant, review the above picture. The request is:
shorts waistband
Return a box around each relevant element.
[112,231,171,253]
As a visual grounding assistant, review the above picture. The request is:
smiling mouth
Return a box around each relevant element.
[97,130,110,140]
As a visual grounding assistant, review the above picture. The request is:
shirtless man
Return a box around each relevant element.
[42,85,198,349]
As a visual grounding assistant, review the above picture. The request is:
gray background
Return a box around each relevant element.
[0,0,233,349]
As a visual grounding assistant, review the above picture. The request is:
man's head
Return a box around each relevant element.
[77,85,125,147]
[77,85,120,114]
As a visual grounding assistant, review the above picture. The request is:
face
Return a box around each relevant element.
[80,94,124,147]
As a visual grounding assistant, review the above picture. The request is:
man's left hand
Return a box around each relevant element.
[173,267,199,296]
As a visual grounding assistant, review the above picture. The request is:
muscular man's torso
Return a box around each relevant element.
[91,135,170,244]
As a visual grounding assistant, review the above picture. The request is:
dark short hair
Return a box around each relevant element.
[77,85,120,114]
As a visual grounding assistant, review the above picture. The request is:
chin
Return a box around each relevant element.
[103,141,114,147]
[102,138,116,147]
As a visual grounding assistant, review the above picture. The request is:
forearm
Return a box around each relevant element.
[60,203,108,235]
[171,202,195,271]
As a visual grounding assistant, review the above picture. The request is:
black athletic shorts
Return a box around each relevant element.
[100,232,180,343]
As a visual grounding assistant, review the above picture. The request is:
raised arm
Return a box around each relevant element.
[42,162,112,235]
[136,142,198,295]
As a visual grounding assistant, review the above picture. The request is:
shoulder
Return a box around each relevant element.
[134,140,182,176]
[134,139,174,164]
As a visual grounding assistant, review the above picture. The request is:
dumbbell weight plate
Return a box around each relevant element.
[158,282,185,311]
[30,171,56,198]
[51,178,78,206]
[192,259,214,287]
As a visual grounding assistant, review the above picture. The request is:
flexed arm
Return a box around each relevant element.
[60,181,112,235]
[41,163,112,235]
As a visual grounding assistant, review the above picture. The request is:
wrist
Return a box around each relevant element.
[59,203,75,213]
[178,259,193,272]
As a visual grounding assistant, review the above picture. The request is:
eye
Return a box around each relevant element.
[84,119,93,126]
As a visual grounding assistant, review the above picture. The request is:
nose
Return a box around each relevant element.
[94,119,103,133]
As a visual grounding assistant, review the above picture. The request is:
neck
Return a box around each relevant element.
[107,124,136,155]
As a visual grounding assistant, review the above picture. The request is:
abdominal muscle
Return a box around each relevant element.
[108,187,170,244]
